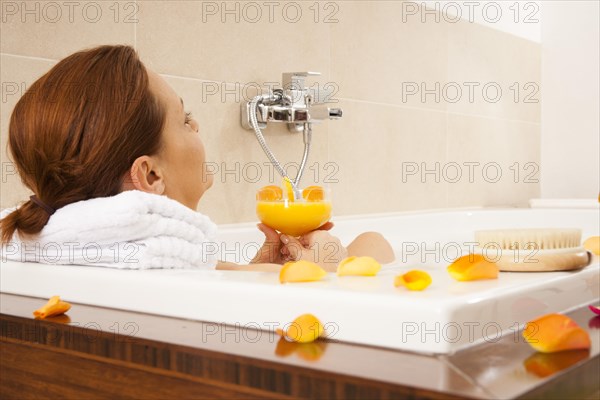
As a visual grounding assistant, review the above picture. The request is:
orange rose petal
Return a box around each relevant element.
[302,186,325,202]
[279,260,327,283]
[274,337,297,357]
[278,313,324,343]
[447,254,499,281]
[337,256,381,276]
[274,337,327,361]
[394,270,432,291]
[295,341,327,362]
[523,313,591,353]
[524,349,590,378]
[33,296,71,319]
[257,185,283,201]
[583,236,600,255]
[44,314,72,324]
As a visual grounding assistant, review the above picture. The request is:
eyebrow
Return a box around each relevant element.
[179,97,184,110]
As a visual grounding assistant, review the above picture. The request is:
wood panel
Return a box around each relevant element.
[0,314,463,400]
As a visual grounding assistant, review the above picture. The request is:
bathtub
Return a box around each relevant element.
[1,207,598,355]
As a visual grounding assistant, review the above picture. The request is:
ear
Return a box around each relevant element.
[123,155,166,195]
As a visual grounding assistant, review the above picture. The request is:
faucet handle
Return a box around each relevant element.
[282,72,321,91]
[308,85,337,104]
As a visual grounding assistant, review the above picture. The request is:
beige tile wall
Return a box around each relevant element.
[0,1,540,224]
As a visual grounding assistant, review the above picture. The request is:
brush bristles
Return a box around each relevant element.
[475,228,582,250]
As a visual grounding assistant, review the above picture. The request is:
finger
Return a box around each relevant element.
[298,235,310,247]
[280,235,304,261]
[298,223,333,247]
[317,222,334,231]
[252,242,279,264]
[301,230,327,248]
[257,223,281,243]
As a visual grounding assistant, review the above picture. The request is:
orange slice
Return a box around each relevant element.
[302,186,325,202]
[283,177,295,201]
[257,185,283,201]
[523,313,591,353]
[394,270,432,291]
[447,254,499,281]
[279,260,327,283]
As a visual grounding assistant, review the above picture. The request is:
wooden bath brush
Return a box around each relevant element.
[474,228,592,272]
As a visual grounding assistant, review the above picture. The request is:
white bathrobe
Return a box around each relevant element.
[0,190,218,269]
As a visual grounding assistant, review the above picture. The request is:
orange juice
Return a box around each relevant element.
[256,200,332,237]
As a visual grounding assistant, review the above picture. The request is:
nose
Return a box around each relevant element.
[190,118,199,133]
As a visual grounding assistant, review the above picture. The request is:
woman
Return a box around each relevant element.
[0,45,393,271]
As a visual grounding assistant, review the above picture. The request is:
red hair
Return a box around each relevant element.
[1,45,166,244]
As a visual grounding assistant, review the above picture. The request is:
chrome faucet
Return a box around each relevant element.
[241,71,342,132]
[241,72,343,200]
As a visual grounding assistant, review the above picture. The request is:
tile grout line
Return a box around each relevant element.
[0,53,541,128]
[0,53,57,63]
[0,64,539,127]
[445,27,450,208]
[338,97,542,126]
[445,104,449,207]
[133,0,137,51]
[158,73,228,84]
[327,19,332,166]
[137,68,546,129]
[137,72,543,129]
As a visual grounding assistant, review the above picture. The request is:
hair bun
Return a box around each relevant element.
[1,200,51,244]
[41,159,84,190]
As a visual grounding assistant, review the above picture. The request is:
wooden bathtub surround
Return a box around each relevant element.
[1,293,598,399]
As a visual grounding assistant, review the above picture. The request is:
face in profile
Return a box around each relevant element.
[124,68,214,209]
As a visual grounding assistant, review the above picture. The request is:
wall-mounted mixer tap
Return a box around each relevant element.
[241,72,343,200]
[241,71,342,132]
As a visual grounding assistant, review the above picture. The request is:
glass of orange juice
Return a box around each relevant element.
[256,183,332,237]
